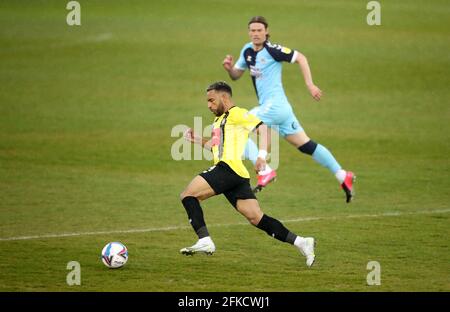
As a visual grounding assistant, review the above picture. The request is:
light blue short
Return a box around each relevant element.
[249,99,304,137]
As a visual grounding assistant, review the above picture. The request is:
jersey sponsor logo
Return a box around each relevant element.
[249,65,262,78]
[281,47,292,54]
[246,55,252,62]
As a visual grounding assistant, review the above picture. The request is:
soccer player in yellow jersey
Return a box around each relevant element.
[179,81,315,267]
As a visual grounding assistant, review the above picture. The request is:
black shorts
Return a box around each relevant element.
[199,161,256,208]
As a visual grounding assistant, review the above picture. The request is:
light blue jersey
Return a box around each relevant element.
[234,41,302,136]
[236,40,344,180]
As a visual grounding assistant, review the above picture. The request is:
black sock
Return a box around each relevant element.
[181,196,210,239]
[256,214,297,244]
[298,140,317,155]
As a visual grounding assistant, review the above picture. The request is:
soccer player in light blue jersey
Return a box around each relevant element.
[222,16,355,203]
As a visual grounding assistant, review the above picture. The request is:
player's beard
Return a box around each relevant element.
[212,101,225,116]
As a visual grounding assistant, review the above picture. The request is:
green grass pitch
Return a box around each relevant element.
[0,0,449,291]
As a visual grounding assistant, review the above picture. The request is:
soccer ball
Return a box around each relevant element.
[101,242,128,269]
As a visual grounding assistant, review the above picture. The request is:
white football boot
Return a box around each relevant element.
[298,237,316,267]
[180,236,216,256]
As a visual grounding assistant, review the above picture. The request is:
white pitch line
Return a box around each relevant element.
[0,208,449,242]
[281,208,450,223]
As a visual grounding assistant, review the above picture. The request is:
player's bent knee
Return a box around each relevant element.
[180,190,193,201]
[236,199,263,223]
[241,208,264,226]
[247,216,261,226]
[180,189,210,201]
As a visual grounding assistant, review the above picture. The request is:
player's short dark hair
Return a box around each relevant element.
[248,16,268,28]
[206,81,232,97]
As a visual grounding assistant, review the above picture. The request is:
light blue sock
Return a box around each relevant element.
[312,144,342,174]
[244,138,258,165]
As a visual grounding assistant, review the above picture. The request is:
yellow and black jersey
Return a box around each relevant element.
[210,106,262,178]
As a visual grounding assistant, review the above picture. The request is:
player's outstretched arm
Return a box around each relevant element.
[222,55,245,81]
[183,128,212,150]
[295,52,323,101]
